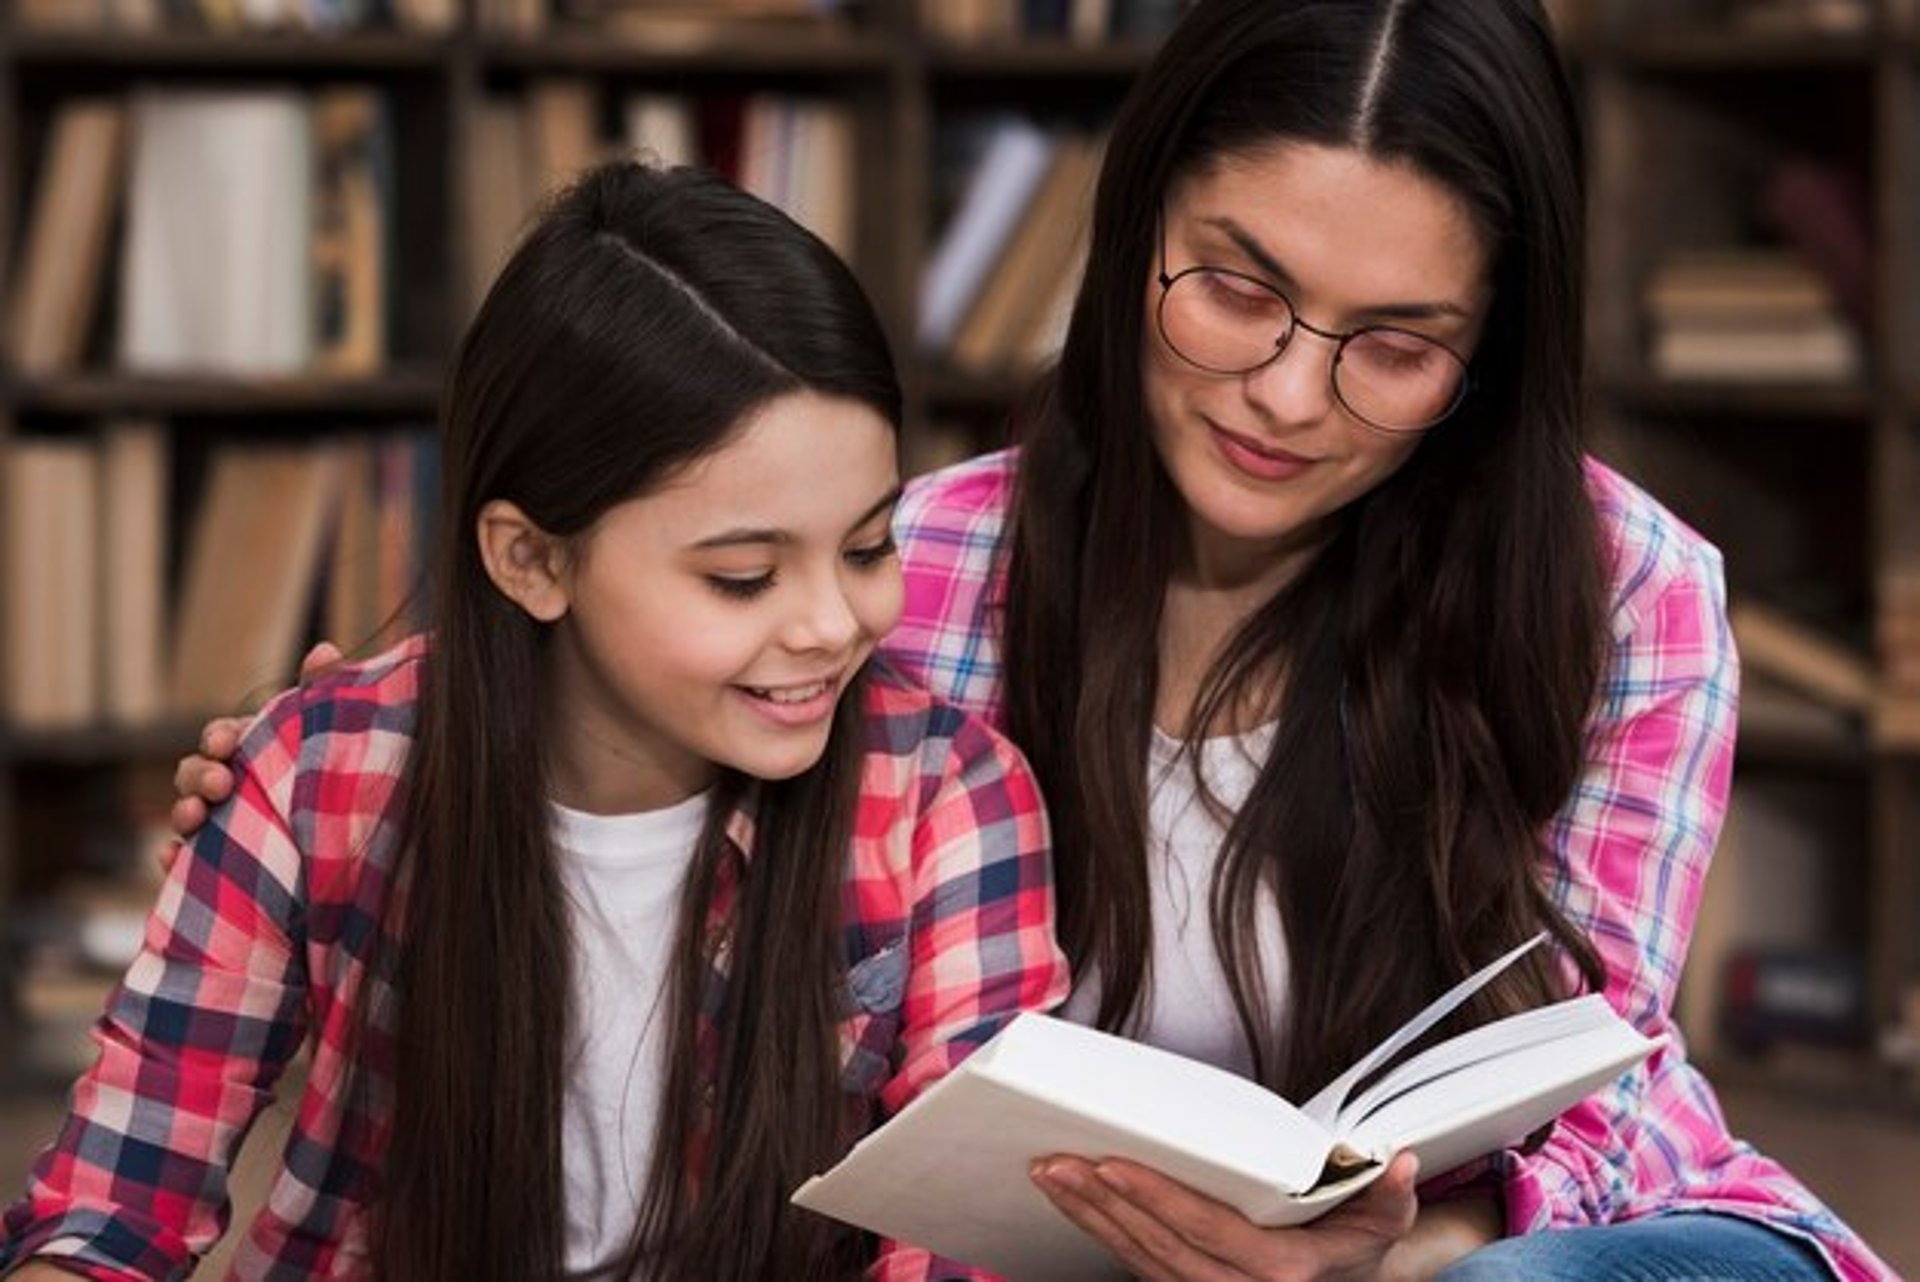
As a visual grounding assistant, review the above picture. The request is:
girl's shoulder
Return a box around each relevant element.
[855,656,1028,791]
[229,634,427,812]
[1583,456,1728,635]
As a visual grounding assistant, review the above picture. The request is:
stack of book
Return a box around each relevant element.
[6,87,396,380]
[1642,249,1861,385]
[466,81,855,317]
[1875,566,1920,749]
[1,426,436,732]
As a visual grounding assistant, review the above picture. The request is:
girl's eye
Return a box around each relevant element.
[707,573,775,600]
[845,536,897,568]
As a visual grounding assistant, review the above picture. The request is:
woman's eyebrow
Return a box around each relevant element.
[1204,216,1474,323]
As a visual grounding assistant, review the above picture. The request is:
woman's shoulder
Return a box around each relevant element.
[1583,456,1728,636]
[898,447,1019,537]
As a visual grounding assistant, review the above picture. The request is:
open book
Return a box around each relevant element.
[793,934,1662,1281]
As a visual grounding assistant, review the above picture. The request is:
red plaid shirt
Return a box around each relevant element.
[1,637,1069,1280]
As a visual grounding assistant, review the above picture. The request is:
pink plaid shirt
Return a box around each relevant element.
[1,638,1069,1280]
[884,448,1896,1282]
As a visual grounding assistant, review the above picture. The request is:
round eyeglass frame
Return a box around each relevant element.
[1153,263,1474,435]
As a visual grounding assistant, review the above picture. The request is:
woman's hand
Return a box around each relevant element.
[164,642,343,861]
[1030,1151,1420,1282]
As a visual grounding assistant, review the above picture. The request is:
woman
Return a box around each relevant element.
[885,2,1891,1279]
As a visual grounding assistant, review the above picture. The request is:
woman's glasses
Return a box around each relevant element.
[1155,235,1471,435]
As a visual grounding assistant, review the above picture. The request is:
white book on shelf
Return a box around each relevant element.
[1650,320,1861,383]
[917,117,1057,352]
[119,89,314,375]
[794,934,1660,1282]
[624,93,699,169]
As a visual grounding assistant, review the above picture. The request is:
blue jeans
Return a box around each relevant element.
[1434,1213,1832,1281]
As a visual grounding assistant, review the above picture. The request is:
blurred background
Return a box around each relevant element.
[0,0,1917,1274]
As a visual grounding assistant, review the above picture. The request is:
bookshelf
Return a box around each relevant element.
[0,0,1916,1108]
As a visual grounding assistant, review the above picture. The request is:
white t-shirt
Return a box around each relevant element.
[1059,724,1290,1077]
[550,792,708,1280]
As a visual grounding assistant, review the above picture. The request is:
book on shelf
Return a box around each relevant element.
[949,131,1102,375]
[919,116,1058,352]
[100,421,170,727]
[311,87,395,378]
[738,96,857,259]
[528,79,605,201]
[1649,323,1861,384]
[919,0,1174,43]
[1729,600,1875,713]
[625,94,700,170]
[794,934,1659,1282]
[169,444,347,716]
[1642,247,1862,383]
[2,439,100,731]
[1643,249,1837,318]
[461,84,855,311]
[467,96,536,316]
[7,99,128,376]
[120,90,315,376]
[113,86,397,378]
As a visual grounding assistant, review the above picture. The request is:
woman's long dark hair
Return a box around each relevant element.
[370,163,901,1280]
[1005,0,1608,1097]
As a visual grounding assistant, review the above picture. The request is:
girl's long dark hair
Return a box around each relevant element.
[369,163,901,1280]
[1005,0,1608,1097]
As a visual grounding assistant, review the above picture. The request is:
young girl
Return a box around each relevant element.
[0,163,1067,1282]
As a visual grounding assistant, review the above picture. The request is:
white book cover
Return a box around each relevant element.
[917,117,1056,351]
[794,935,1661,1281]
[120,89,314,375]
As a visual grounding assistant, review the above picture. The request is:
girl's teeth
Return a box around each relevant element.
[760,681,828,704]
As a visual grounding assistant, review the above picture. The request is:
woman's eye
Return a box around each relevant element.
[845,536,898,568]
[707,573,775,600]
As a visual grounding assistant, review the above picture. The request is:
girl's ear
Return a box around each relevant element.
[477,499,571,623]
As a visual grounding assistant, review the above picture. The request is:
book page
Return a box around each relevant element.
[1340,1021,1662,1175]
[1336,994,1618,1132]
[1300,933,1548,1130]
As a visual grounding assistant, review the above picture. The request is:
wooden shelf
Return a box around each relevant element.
[6,29,450,69]
[917,362,1031,411]
[924,38,1161,78]
[7,369,443,416]
[1602,25,1877,70]
[475,27,895,74]
[0,721,207,765]
[1597,375,1875,420]
[1737,723,1872,774]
